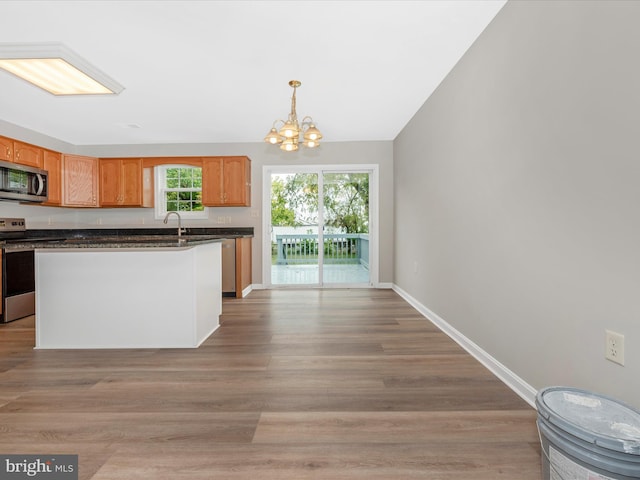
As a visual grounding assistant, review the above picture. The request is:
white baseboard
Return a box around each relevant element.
[392,284,537,409]
[250,283,391,290]
[241,285,253,297]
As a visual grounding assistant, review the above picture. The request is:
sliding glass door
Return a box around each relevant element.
[321,172,370,285]
[266,166,374,287]
[271,171,321,285]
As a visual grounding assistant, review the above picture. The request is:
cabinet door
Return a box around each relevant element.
[223,157,251,206]
[43,150,62,205]
[202,157,224,206]
[120,158,142,206]
[99,158,142,206]
[14,141,43,168]
[62,155,99,207]
[0,136,13,161]
[99,159,121,206]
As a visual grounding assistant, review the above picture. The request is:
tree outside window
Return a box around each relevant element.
[155,165,206,219]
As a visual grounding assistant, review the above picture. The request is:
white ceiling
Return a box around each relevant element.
[0,0,506,146]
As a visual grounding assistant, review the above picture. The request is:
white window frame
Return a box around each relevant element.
[154,164,209,220]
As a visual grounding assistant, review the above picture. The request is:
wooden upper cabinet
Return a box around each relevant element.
[99,159,120,205]
[99,158,143,207]
[202,156,251,206]
[14,141,44,168]
[224,156,251,206]
[0,137,44,168]
[0,136,13,161]
[0,134,252,210]
[61,154,99,207]
[120,158,143,205]
[202,157,223,205]
[42,150,62,205]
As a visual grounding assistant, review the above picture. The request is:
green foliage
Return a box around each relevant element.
[323,173,369,234]
[271,177,296,226]
[270,173,369,233]
[165,167,202,189]
[164,167,203,212]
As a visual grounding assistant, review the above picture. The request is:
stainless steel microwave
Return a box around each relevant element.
[0,159,48,203]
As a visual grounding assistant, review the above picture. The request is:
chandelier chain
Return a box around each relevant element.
[290,84,297,121]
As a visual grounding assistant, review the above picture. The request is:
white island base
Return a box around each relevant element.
[34,242,222,349]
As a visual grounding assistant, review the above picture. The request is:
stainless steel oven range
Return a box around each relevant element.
[1,217,35,323]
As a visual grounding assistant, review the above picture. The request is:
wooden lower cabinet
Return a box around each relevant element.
[235,237,252,297]
[61,155,99,207]
[222,237,252,300]
[99,158,143,206]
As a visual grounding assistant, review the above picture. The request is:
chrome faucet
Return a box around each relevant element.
[163,211,186,237]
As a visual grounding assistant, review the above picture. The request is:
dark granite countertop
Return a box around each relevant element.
[1,227,253,251]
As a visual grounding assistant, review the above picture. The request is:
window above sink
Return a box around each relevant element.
[154,165,208,220]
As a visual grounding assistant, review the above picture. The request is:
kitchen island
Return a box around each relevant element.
[27,236,223,349]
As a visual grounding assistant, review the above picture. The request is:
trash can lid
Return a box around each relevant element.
[537,386,640,455]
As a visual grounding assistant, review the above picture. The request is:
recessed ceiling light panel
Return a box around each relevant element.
[0,42,124,96]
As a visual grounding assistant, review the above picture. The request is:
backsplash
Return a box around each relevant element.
[0,201,255,229]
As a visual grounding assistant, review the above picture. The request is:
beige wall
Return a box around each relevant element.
[0,138,394,286]
[394,0,640,406]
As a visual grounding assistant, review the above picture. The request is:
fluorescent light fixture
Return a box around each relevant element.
[0,42,124,95]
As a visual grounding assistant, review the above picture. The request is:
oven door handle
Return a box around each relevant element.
[35,173,45,196]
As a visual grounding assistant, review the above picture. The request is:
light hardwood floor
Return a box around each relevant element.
[0,289,542,479]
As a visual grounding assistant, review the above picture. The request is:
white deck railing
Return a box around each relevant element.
[274,234,369,266]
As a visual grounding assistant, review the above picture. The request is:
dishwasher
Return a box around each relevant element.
[221,239,236,296]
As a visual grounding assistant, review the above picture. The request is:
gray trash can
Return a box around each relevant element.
[536,386,640,480]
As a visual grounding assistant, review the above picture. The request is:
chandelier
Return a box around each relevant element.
[264,80,323,152]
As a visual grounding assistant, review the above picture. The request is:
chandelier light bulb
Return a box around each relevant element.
[303,123,322,141]
[280,138,298,152]
[279,119,299,139]
[264,127,282,144]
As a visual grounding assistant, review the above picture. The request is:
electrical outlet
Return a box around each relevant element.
[605,330,625,366]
